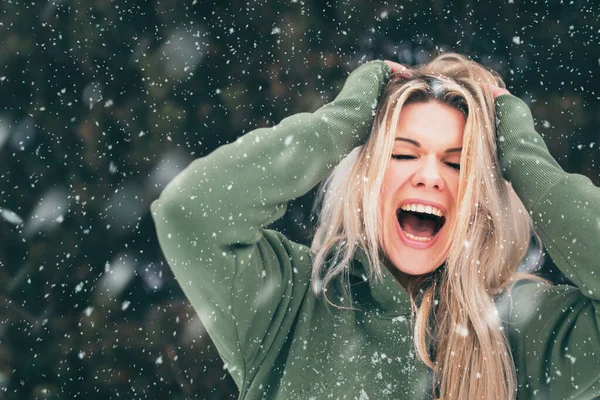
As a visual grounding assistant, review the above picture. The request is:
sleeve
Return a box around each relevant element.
[494,94,600,399]
[149,60,391,388]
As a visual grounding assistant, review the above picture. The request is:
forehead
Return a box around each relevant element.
[394,101,466,148]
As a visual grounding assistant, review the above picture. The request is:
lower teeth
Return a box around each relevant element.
[403,230,434,242]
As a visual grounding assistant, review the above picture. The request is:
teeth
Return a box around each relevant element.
[403,230,435,242]
[400,203,444,217]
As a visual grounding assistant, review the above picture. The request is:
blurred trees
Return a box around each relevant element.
[0,0,598,398]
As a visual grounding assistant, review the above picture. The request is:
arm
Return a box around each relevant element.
[149,61,391,388]
[494,94,600,399]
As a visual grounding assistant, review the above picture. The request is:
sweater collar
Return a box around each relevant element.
[348,246,413,317]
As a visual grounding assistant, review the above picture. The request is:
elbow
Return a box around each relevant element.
[149,194,187,231]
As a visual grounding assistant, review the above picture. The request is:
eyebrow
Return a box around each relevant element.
[395,137,462,154]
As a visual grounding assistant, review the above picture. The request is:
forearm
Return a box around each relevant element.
[151,60,391,248]
[495,94,600,299]
[494,95,565,209]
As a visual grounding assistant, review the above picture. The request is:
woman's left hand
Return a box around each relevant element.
[490,84,511,98]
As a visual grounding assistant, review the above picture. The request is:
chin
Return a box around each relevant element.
[389,254,442,277]
[383,216,451,278]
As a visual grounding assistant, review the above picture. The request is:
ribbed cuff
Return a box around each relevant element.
[315,60,391,162]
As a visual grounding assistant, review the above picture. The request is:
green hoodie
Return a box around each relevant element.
[150,61,600,399]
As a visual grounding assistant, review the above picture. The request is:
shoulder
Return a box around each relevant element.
[495,279,585,330]
[260,229,313,261]
[256,229,314,280]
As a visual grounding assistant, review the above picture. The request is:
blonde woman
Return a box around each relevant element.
[150,53,600,399]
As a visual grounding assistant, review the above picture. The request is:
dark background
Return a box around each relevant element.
[0,0,598,399]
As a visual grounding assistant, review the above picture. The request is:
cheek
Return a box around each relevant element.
[443,174,461,220]
[382,166,410,191]
[381,169,404,207]
[447,173,461,198]
[380,168,412,225]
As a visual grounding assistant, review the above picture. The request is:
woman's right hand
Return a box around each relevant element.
[384,60,412,78]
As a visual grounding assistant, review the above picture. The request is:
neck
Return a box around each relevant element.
[382,256,412,289]
[382,256,446,291]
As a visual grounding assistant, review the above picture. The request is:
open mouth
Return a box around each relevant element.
[396,205,446,242]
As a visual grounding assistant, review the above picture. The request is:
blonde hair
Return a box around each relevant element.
[310,53,551,399]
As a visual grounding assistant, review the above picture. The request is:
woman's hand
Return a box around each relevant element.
[490,84,511,98]
[384,60,412,78]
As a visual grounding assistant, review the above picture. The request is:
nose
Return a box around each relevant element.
[411,157,444,190]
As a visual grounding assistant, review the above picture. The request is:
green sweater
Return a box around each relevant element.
[150,61,600,399]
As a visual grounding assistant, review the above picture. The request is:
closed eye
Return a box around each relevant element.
[445,162,460,171]
[391,154,416,160]
[392,154,460,171]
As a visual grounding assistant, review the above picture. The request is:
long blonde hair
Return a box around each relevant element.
[310,53,551,399]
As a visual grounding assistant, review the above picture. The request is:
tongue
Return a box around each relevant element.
[399,212,436,238]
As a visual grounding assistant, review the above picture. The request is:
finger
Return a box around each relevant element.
[489,84,511,98]
[386,61,406,73]
[384,60,412,78]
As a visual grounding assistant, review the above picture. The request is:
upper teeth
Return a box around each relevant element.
[400,203,444,217]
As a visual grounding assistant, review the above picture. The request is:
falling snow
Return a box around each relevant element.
[1,1,599,399]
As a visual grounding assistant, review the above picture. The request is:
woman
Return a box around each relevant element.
[150,53,600,399]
